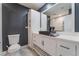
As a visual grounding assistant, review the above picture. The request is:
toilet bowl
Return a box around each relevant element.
[8,34,21,53]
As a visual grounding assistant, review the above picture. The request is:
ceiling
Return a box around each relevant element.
[44,3,72,16]
[20,3,72,17]
[20,3,45,10]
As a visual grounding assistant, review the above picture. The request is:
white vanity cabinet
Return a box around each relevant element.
[33,34,57,56]
[32,33,79,56]
[57,40,76,56]
[44,37,57,56]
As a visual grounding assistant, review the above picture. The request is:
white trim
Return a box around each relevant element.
[72,3,75,32]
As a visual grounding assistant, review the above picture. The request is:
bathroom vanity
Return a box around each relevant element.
[32,33,79,56]
[28,9,79,56]
[27,4,79,56]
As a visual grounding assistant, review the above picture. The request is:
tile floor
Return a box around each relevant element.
[3,46,38,56]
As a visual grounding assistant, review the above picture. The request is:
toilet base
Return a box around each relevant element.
[8,44,21,53]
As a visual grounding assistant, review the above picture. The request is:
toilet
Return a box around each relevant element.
[8,34,21,53]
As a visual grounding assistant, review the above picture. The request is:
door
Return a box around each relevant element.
[33,34,39,47]
[33,34,44,50]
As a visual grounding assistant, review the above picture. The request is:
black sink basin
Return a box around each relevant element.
[39,31,50,36]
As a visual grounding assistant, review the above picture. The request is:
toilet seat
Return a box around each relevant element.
[8,44,21,53]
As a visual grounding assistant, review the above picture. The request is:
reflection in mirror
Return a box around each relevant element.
[50,16,64,32]
[50,4,72,32]
[43,3,75,32]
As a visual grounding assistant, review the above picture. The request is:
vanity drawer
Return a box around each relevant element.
[57,40,76,56]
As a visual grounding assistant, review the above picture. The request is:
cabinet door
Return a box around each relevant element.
[44,37,56,56]
[33,34,44,49]
[38,35,45,50]
[57,40,76,56]
[33,34,39,46]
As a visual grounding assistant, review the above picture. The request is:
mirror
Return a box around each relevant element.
[49,3,73,32]
[50,16,64,32]
[50,10,72,32]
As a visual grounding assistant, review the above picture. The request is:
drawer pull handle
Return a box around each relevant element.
[60,45,70,50]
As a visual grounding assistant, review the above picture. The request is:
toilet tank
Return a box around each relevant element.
[8,34,20,45]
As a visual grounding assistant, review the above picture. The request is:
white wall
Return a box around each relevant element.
[31,9,40,33]
[0,3,2,46]
[40,13,47,31]
[64,4,75,32]
[63,14,73,32]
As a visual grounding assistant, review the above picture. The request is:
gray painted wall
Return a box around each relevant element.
[2,3,29,51]
[75,3,79,32]
[0,4,2,48]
